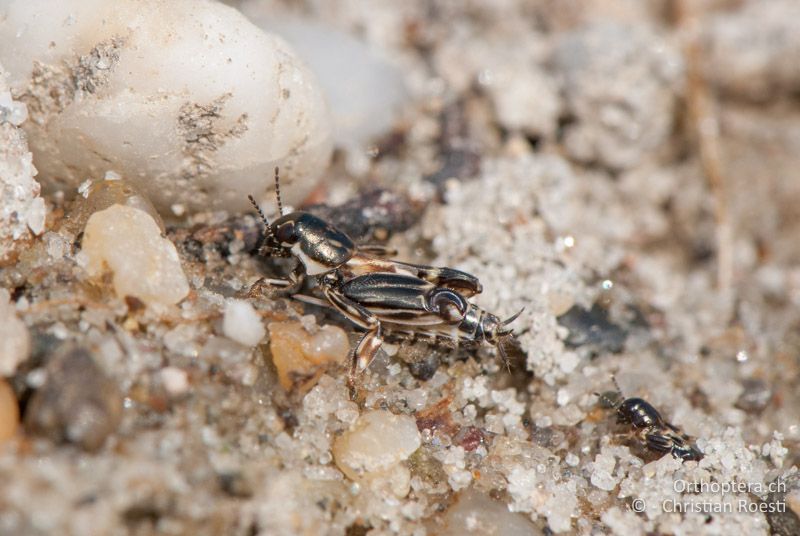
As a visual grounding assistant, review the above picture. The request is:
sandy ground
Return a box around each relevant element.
[1,1,800,534]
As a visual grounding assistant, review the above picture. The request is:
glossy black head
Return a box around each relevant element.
[248,168,356,275]
[617,397,665,429]
[269,212,355,275]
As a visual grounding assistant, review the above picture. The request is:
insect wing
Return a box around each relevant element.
[340,273,447,326]
[395,261,484,297]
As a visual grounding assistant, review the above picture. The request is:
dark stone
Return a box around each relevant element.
[557,304,627,355]
[218,471,254,498]
[408,352,441,382]
[393,339,444,381]
[735,378,772,413]
[24,344,122,451]
[181,214,263,258]
[305,188,421,244]
[765,472,800,536]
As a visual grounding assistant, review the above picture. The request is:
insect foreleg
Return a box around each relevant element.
[247,264,305,298]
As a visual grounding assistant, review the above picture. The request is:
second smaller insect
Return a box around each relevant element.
[596,377,703,462]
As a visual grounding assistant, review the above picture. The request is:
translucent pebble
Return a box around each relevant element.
[25,197,46,235]
[268,321,349,390]
[223,299,265,347]
[159,366,189,396]
[590,451,618,491]
[591,470,617,491]
[332,410,421,480]
[81,204,189,306]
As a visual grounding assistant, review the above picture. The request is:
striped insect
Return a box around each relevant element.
[596,377,703,462]
[248,169,520,387]
[300,272,522,383]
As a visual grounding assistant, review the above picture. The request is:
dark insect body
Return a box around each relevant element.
[597,378,703,462]
[248,168,520,387]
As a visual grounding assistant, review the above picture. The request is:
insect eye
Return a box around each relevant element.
[276,222,297,244]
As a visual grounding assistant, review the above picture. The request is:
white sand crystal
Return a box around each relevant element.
[0,63,44,264]
[223,299,266,347]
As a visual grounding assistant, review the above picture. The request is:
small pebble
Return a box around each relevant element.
[268,321,349,390]
[590,451,618,491]
[332,410,421,480]
[557,303,627,354]
[223,299,266,347]
[159,366,189,396]
[735,378,772,413]
[80,204,189,306]
[0,378,19,442]
[0,288,30,376]
[432,488,543,536]
[25,344,123,451]
[548,290,576,317]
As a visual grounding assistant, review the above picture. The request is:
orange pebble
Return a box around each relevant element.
[0,379,19,442]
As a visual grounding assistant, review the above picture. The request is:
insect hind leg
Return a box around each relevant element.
[323,287,385,395]
[352,326,384,377]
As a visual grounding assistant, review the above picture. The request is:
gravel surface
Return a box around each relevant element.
[1,1,798,535]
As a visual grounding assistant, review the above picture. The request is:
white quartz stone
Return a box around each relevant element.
[333,410,421,479]
[0,0,332,214]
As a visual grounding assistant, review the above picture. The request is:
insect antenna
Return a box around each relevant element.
[273,166,285,216]
[248,194,270,228]
[248,194,279,255]
[592,375,625,408]
[611,375,624,399]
